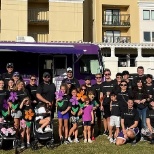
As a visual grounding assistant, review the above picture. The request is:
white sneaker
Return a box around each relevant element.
[68,137,73,143]
[84,139,87,143]
[74,138,79,143]
[113,138,116,144]
[44,127,52,132]
[109,138,114,143]
[88,139,92,143]
[37,128,43,133]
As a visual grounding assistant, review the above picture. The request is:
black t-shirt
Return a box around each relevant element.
[92,83,103,103]
[101,80,114,106]
[133,88,149,109]
[57,95,71,112]
[2,72,13,86]
[111,101,121,116]
[117,90,133,111]
[121,108,139,128]
[86,85,94,94]
[36,82,56,103]
[9,89,29,111]
[146,84,154,96]
[71,103,80,116]
[21,105,35,122]
[0,90,9,116]
[62,78,80,89]
[26,84,37,101]
[146,109,154,128]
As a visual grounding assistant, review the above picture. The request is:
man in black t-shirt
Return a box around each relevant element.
[62,67,80,89]
[92,73,103,135]
[2,63,14,86]
[116,99,139,146]
[36,72,56,118]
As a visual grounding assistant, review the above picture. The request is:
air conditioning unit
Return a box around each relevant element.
[16,36,36,42]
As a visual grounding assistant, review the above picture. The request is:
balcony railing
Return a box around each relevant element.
[103,14,130,26]
[103,36,131,43]
[28,8,49,23]
[29,33,49,42]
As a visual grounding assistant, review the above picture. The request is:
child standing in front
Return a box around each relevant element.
[109,93,121,143]
[81,97,94,143]
[56,84,71,144]
[68,88,81,143]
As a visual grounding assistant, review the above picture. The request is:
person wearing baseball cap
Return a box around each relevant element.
[2,62,14,86]
[62,67,80,89]
[122,70,132,91]
[36,72,56,119]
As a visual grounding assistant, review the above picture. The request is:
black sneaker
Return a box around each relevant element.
[103,131,109,136]
[60,137,63,145]
[27,143,31,148]
[20,143,25,149]
[131,139,136,146]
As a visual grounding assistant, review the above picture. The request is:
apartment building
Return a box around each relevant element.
[0,0,84,42]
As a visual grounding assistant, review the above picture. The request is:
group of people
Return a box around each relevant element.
[0,63,154,150]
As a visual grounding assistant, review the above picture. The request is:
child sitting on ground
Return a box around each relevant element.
[35,102,52,133]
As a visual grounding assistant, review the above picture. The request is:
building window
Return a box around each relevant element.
[104,31,120,43]
[152,32,154,42]
[143,10,150,20]
[151,10,154,20]
[143,32,151,42]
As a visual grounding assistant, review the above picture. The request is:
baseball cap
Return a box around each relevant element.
[13,72,20,77]
[43,72,51,78]
[6,63,14,68]
[67,67,73,72]
[122,70,129,76]
[85,76,91,80]
[65,79,71,84]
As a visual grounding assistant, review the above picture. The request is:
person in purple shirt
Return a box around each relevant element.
[81,97,94,143]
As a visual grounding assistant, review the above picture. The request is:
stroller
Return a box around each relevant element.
[31,112,55,150]
[0,117,19,152]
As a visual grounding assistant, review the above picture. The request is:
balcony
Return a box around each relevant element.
[103,36,131,43]
[29,33,49,42]
[28,8,49,24]
[102,14,130,27]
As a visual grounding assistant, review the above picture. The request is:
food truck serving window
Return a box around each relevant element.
[79,55,100,74]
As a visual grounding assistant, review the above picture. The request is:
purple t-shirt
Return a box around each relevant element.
[82,105,93,121]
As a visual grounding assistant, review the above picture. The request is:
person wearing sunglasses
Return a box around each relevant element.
[100,69,115,136]
[36,72,56,119]
[92,73,103,135]
[117,80,133,112]
[26,75,38,109]
[2,63,14,87]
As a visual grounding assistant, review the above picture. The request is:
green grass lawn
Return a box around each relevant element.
[0,119,154,154]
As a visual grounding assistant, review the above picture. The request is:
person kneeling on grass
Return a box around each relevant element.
[141,101,154,144]
[116,99,139,146]
[35,102,52,133]
[81,97,94,143]
[109,93,121,144]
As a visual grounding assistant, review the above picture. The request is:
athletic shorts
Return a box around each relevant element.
[110,116,120,127]
[70,116,79,124]
[83,121,91,126]
[57,111,69,120]
[103,105,111,118]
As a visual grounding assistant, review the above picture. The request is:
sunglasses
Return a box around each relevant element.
[104,73,111,76]
[82,89,86,91]
[31,79,36,81]
[96,77,102,79]
[120,84,127,86]
[44,76,50,78]
[7,66,13,68]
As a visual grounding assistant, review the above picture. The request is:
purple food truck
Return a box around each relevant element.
[0,42,103,89]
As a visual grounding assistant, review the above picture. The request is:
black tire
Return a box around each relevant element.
[46,141,54,149]
[31,141,38,150]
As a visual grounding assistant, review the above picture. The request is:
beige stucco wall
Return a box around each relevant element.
[93,0,140,43]
[1,0,28,41]
[49,2,83,42]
